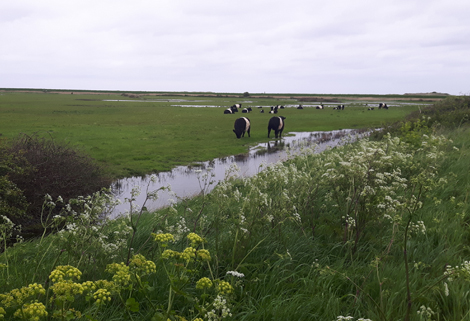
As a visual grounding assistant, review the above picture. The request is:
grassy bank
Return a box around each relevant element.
[1,94,469,320]
[0,92,423,177]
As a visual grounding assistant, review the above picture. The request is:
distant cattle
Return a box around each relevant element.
[260,109,265,113]
[230,105,238,113]
[233,117,251,139]
[368,108,375,110]
[297,105,303,109]
[280,105,285,109]
[379,103,388,109]
[242,107,252,113]
[269,106,279,114]
[224,108,233,114]
[333,105,345,110]
[268,116,286,139]
[316,104,324,109]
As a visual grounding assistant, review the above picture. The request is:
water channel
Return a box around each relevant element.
[110,129,369,218]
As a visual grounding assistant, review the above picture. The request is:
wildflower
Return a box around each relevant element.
[196,277,213,290]
[13,301,48,320]
[417,305,435,319]
[49,265,82,283]
[216,280,233,295]
[106,262,131,287]
[93,288,112,306]
[187,232,204,246]
[152,233,175,245]
[444,282,449,296]
[129,254,156,276]
[226,271,245,278]
[196,249,211,261]
[181,247,197,262]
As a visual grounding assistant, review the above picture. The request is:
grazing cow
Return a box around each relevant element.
[297,105,303,109]
[341,104,345,110]
[268,116,286,139]
[316,104,324,109]
[233,117,251,139]
[224,108,233,114]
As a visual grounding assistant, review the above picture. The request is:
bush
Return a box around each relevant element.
[0,133,112,235]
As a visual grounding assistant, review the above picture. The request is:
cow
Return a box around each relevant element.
[316,104,324,109]
[297,105,303,109]
[224,108,232,114]
[260,109,264,113]
[241,107,252,113]
[268,116,286,139]
[230,105,238,113]
[233,117,251,139]
[368,108,375,110]
[269,106,279,114]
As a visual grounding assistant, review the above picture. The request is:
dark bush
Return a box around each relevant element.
[1,133,112,234]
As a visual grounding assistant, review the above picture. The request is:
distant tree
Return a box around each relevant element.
[243,92,250,98]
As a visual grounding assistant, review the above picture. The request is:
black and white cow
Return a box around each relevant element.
[269,106,279,114]
[260,109,265,113]
[230,105,238,113]
[268,116,286,139]
[379,103,388,109]
[297,105,303,109]
[224,108,233,114]
[368,107,375,110]
[233,117,251,139]
[316,104,324,109]
[241,107,252,113]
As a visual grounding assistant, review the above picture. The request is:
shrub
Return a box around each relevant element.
[1,133,112,235]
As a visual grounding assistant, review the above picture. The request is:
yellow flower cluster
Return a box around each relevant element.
[187,233,204,246]
[81,281,97,293]
[196,249,211,261]
[0,307,5,319]
[0,283,46,307]
[50,282,85,302]
[106,262,131,288]
[162,248,197,262]
[93,288,112,306]
[13,301,48,321]
[152,233,175,244]
[129,254,157,276]
[196,277,213,290]
[193,318,204,321]
[216,280,234,295]
[182,247,196,262]
[49,265,82,283]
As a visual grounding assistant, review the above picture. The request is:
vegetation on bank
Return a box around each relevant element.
[0,95,469,320]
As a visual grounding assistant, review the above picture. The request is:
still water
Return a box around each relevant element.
[110,129,367,218]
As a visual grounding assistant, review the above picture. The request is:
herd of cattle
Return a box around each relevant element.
[226,103,389,139]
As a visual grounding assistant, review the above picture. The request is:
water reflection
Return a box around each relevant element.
[110,129,367,218]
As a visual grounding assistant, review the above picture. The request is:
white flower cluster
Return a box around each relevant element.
[417,305,435,319]
[206,295,232,321]
[226,270,244,278]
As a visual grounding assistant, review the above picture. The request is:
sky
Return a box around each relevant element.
[1,0,469,95]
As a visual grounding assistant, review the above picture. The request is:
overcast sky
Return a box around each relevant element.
[1,0,469,95]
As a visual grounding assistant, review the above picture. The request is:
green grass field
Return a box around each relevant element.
[0,91,423,177]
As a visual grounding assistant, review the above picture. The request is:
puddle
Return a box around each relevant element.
[110,129,369,218]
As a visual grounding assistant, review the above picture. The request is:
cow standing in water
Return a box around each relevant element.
[268,116,286,139]
[233,117,251,139]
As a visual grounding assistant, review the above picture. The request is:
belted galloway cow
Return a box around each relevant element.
[233,117,251,139]
[268,116,286,139]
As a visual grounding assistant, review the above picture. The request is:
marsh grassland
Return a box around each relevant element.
[0,91,427,177]
[1,90,469,321]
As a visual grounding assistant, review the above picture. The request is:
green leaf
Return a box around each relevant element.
[126,297,140,312]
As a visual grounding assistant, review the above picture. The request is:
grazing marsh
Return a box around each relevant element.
[0,91,426,177]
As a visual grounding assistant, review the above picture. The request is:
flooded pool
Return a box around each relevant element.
[110,129,369,218]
